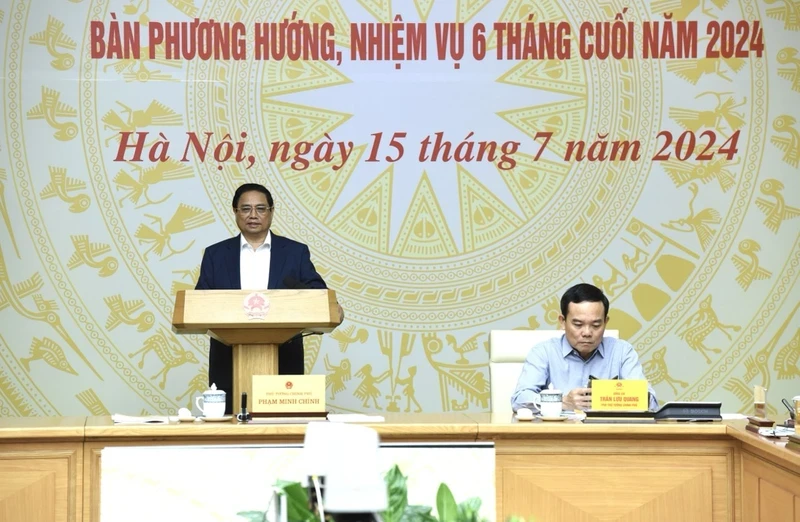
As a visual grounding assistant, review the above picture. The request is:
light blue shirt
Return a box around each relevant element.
[510,334,659,412]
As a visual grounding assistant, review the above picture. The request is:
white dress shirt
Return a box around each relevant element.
[239,231,271,290]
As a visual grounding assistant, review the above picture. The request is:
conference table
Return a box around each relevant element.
[0,413,797,522]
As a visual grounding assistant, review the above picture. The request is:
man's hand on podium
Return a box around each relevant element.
[337,303,345,322]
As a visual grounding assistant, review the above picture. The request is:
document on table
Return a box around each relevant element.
[111,414,170,424]
[327,414,385,423]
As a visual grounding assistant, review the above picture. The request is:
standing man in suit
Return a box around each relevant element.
[195,183,343,414]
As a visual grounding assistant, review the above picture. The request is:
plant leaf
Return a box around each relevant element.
[402,505,438,522]
[460,498,482,512]
[273,481,317,522]
[382,465,409,522]
[457,497,483,522]
[436,484,458,522]
[236,511,267,522]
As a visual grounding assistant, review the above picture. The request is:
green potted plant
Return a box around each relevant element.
[237,464,524,522]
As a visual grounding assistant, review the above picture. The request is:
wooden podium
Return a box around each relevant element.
[171,289,341,403]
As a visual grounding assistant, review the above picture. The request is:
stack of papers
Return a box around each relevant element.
[110,413,388,424]
[758,425,795,438]
[327,414,385,423]
[112,414,170,425]
[245,416,327,424]
[721,413,749,420]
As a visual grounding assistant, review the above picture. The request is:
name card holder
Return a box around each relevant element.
[590,379,649,411]
[251,375,328,418]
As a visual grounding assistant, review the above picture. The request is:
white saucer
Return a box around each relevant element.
[198,415,233,422]
[537,414,569,422]
[515,414,534,422]
[178,416,197,422]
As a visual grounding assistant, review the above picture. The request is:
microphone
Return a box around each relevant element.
[236,392,251,423]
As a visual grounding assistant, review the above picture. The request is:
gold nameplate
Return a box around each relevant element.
[591,379,649,411]
[252,375,326,414]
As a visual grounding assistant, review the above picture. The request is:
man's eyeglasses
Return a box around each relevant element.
[235,205,273,215]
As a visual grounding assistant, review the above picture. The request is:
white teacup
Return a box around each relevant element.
[534,389,563,418]
[516,407,534,421]
[195,383,226,418]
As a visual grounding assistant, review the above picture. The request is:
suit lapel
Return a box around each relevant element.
[268,234,286,289]
[225,236,241,289]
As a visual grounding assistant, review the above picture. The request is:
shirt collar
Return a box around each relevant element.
[561,334,606,360]
[240,230,271,251]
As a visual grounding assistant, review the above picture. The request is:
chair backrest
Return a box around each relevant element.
[488,329,619,416]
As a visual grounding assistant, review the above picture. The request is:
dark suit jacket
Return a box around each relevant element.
[195,233,327,413]
[196,233,327,291]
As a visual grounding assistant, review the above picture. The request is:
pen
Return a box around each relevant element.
[781,398,796,420]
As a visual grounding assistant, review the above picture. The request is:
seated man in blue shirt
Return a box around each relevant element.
[511,283,658,412]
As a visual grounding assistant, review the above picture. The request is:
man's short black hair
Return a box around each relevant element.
[560,283,609,318]
[232,183,273,208]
